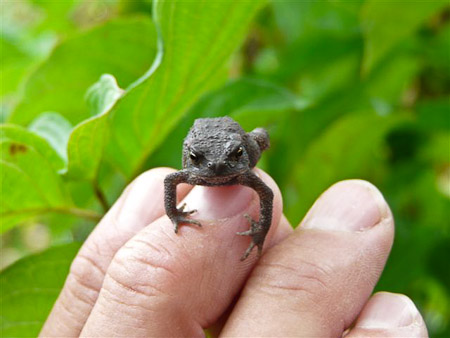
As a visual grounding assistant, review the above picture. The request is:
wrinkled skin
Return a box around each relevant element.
[164,116,273,260]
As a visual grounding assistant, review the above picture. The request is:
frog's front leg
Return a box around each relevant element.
[164,170,201,233]
[237,170,274,260]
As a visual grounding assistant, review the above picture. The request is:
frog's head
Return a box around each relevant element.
[182,117,250,179]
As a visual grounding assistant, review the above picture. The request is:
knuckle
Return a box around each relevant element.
[254,256,333,303]
[68,248,106,306]
[104,237,179,302]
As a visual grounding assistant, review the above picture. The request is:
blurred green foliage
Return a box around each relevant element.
[1,0,449,336]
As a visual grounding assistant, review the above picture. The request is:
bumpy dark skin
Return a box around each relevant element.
[164,116,273,261]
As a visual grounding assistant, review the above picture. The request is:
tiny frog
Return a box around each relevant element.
[164,116,273,260]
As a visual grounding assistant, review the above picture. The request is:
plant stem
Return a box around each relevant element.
[65,207,103,222]
[93,182,109,213]
[2,207,103,222]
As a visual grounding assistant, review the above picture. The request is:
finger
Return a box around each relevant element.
[80,169,285,337]
[221,180,395,337]
[207,214,293,337]
[346,292,428,337]
[40,168,192,337]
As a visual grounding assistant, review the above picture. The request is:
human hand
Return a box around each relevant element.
[40,168,428,337]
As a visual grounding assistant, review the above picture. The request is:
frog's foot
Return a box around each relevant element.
[172,203,201,234]
[237,214,267,261]
[177,203,197,216]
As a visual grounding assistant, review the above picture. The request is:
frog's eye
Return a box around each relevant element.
[189,151,199,163]
[230,146,243,160]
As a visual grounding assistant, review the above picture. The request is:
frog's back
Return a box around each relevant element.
[189,117,245,139]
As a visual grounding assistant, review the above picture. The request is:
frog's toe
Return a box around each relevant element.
[237,214,266,260]
[173,217,202,234]
[240,242,255,261]
[239,238,264,261]
[237,213,261,236]
[236,229,252,236]
[244,213,256,224]
[177,203,197,215]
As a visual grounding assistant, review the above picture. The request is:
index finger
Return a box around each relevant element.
[40,168,192,337]
[80,169,287,337]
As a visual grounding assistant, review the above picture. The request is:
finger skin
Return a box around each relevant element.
[221,180,395,337]
[207,215,294,337]
[80,169,285,337]
[346,292,428,338]
[40,168,192,337]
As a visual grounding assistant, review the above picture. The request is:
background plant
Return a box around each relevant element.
[1,0,449,337]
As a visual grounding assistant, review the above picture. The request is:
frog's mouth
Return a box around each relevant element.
[201,174,237,183]
[191,170,246,183]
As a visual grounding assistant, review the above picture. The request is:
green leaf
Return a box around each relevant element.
[9,17,157,125]
[361,0,448,74]
[0,243,81,337]
[421,24,450,98]
[286,112,405,223]
[0,125,65,171]
[294,47,361,103]
[0,125,71,233]
[424,23,450,75]
[267,84,369,189]
[1,1,59,59]
[86,74,124,116]
[421,132,450,166]
[0,37,34,97]
[64,74,123,181]
[272,0,362,43]
[365,51,420,114]
[30,0,77,33]
[193,78,303,128]
[29,112,73,163]
[268,34,362,85]
[417,98,450,132]
[106,0,265,178]
[118,0,152,16]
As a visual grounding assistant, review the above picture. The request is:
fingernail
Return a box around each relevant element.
[182,185,254,220]
[302,180,389,232]
[356,293,419,329]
